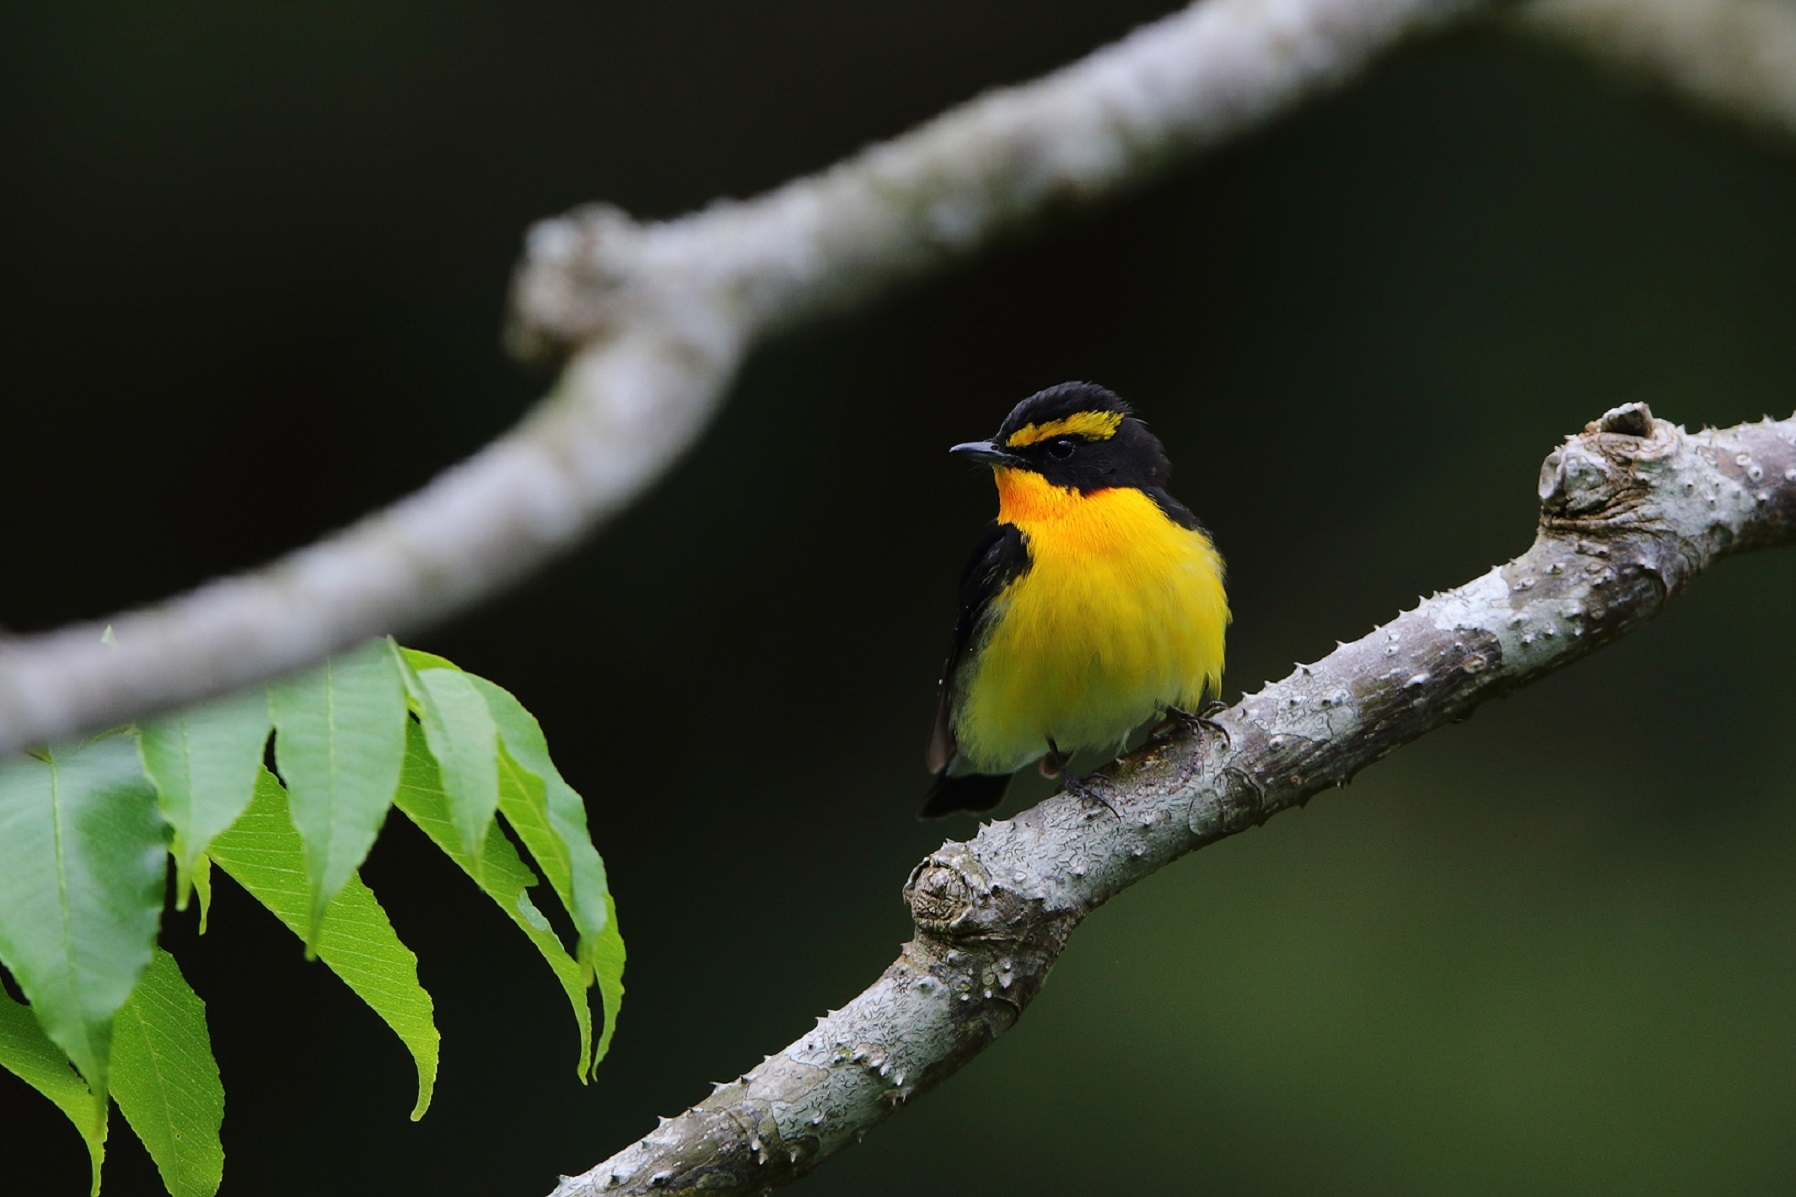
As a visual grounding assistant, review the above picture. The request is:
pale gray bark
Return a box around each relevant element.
[5,0,1796,757]
[1523,0,1796,134]
[0,0,1478,757]
[0,0,1788,1190]
[551,405,1795,1196]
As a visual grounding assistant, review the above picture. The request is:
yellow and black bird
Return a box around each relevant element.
[923,382,1229,817]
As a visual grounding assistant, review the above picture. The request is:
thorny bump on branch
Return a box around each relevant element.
[553,405,1796,1196]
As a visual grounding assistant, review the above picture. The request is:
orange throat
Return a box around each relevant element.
[993,467,1090,525]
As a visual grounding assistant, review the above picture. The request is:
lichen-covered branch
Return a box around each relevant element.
[0,0,1477,758]
[551,404,1796,1197]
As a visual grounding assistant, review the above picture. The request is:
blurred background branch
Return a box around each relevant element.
[0,0,1480,757]
[5,0,1796,760]
[1525,0,1796,134]
[7,1,1796,1194]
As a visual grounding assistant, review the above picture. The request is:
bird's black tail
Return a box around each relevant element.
[920,771,1011,819]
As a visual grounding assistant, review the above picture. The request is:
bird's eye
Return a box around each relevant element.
[1047,437,1077,460]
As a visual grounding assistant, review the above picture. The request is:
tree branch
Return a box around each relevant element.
[550,404,1796,1196]
[9,0,1794,759]
[1521,0,1796,134]
[0,0,1478,758]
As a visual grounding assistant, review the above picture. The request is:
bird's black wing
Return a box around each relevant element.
[920,769,1012,818]
[926,520,1030,775]
[1141,485,1207,533]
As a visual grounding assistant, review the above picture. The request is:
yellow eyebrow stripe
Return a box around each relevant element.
[1004,410,1124,448]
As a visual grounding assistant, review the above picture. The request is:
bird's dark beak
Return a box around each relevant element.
[949,440,1022,467]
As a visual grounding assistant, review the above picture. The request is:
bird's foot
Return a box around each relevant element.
[1161,702,1232,750]
[1042,738,1119,815]
[1061,771,1119,818]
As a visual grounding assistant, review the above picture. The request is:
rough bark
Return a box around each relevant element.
[551,404,1796,1196]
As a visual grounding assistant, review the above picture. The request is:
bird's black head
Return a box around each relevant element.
[951,382,1172,492]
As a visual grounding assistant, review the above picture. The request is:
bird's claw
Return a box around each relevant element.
[1061,772,1120,818]
[1163,702,1232,750]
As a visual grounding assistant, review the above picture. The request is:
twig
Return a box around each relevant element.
[0,0,1478,758]
[550,403,1796,1196]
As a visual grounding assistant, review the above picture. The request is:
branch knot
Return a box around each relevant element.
[905,850,988,935]
[507,205,660,364]
[1538,402,1678,528]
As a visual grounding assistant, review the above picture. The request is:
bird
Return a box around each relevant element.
[922,382,1229,818]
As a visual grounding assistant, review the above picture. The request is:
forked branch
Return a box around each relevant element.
[0,0,1484,756]
[552,404,1796,1196]
[7,0,1796,758]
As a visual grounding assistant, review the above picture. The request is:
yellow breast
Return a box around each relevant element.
[952,469,1229,774]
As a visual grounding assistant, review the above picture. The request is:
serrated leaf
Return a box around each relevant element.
[267,640,407,948]
[490,742,627,1075]
[590,894,625,1067]
[0,736,165,1098]
[398,651,623,1074]
[208,769,438,1118]
[392,722,596,1079]
[467,677,611,961]
[110,949,223,1197]
[139,689,270,909]
[0,984,107,1194]
[394,647,499,872]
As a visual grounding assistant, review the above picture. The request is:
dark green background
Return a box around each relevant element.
[4,3,1794,1194]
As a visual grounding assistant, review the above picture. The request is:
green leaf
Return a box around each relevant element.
[0,983,107,1194]
[394,646,500,872]
[209,769,438,1118]
[392,722,596,1078]
[591,894,625,1068]
[0,736,165,1098]
[468,677,612,963]
[399,647,457,672]
[190,855,213,936]
[267,640,407,948]
[398,649,623,1072]
[110,949,223,1197]
[139,689,270,909]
